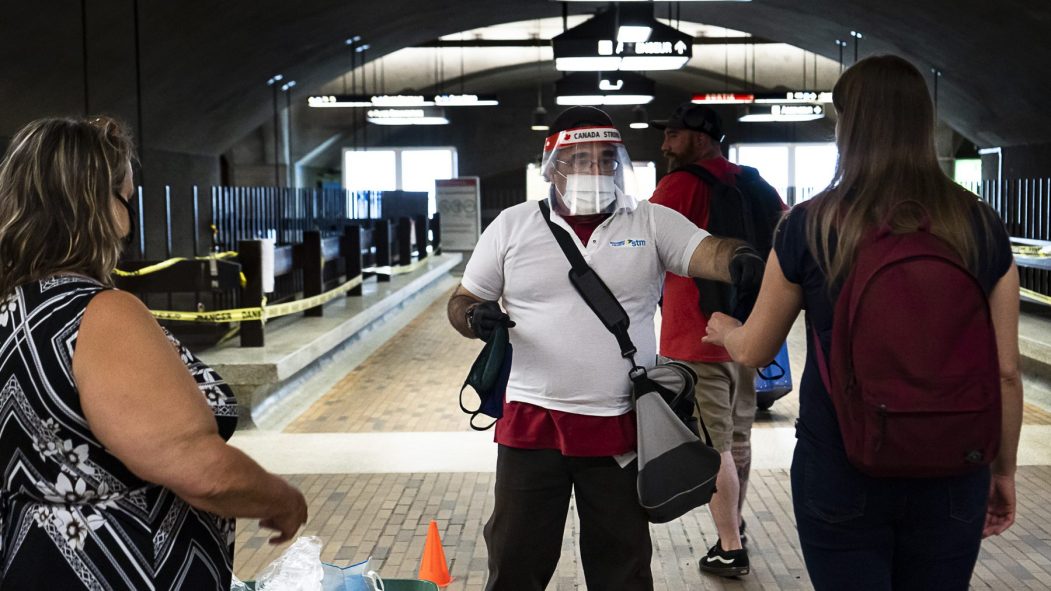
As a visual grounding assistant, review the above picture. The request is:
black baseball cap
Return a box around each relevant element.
[550,106,614,134]
[650,102,725,142]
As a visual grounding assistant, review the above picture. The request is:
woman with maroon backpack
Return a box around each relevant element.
[703,54,1022,590]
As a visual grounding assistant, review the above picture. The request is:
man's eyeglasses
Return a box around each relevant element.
[555,155,619,174]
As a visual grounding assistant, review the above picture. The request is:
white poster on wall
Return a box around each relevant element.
[435,177,481,251]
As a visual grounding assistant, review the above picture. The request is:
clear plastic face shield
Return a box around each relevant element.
[541,126,639,216]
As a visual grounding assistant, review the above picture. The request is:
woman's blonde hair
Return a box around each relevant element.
[0,116,135,296]
[806,55,991,284]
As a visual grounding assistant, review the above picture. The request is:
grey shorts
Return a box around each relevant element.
[659,357,756,453]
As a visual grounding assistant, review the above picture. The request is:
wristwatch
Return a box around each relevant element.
[465,304,478,332]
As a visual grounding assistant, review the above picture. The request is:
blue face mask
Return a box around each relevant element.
[459,323,513,431]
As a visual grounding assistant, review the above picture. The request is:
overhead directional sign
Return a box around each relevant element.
[365,107,449,125]
[309,94,498,108]
[692,91,833,105]
[754,91,833,103]
[692,93,756,104]
[556,72,655,105]
[596,38,691,58]
[739,103,826,122]
[553,9,692,71]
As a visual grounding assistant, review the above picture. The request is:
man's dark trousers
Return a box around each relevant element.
[483,445,653,590]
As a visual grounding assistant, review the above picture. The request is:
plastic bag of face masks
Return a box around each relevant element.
[322,556,383,591]
[255,536,325,591]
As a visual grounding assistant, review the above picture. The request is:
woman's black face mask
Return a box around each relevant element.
[113,191,136,248]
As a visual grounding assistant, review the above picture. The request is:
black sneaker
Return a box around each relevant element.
[699,540,750,577]
[739,518,747,546]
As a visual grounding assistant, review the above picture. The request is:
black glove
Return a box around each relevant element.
[467,301,516,342]
[729,245,765,321]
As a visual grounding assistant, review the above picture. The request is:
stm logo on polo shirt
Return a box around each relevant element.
[609,238,647,248]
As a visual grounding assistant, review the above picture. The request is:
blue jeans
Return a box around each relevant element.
[791,436,989,591]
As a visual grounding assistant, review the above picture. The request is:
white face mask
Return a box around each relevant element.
[562,174,617,215]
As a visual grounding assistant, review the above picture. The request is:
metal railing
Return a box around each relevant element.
[210,186,381,250]
[967,179,1051,301]
[962,179,1051,243]
[119,185,386,345]
[131,185,381,261]
[782,180,1049,299]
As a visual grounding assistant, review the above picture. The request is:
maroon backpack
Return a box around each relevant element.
[813,222,1001,478]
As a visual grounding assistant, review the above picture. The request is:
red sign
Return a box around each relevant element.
[691,93,755,104]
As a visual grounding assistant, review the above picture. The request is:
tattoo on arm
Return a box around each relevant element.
[689,236,746,281]
[448,291,481,339]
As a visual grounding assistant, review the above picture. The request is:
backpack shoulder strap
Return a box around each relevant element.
[810,323,833,394]
[674,163,724,189]
[673,164,745,318]
[737,165,761,181]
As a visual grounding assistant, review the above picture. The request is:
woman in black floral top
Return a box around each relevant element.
[0,117,308,590]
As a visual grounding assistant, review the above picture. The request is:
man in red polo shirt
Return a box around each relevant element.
[650,103,782,577]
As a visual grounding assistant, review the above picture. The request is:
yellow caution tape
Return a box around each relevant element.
[148,274,363,323]
[113,251,239,277]
[265,275,363,318]
[1021,288,1051,307]
[135,253,433,322]
[1012,245,1050,257]
[1010,237,1051,257]
[151,302,265,323]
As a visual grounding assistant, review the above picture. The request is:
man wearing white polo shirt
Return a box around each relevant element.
[447,106,764,591]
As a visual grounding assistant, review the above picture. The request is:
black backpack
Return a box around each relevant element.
[674,164,785,319]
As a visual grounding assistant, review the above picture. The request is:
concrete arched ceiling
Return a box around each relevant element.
[3,0,1048,156]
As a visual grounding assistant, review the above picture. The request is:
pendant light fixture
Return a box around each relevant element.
[532,105,549,131]
[630,105,649,129]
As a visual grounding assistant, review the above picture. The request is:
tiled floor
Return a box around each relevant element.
[232,289,1051,589]
[281,299,1051,434]
[283,293,479,433]
[233,466,1051,590]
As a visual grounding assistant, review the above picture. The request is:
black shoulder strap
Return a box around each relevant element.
[538,201,637,362]
[735,166,786,258]
[538,200,589,272]
[737,165,761,181]
[674,163,756,243]
[672,164,744,317]
[674,163,724,189]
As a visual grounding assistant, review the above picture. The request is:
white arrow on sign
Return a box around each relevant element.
[674,40,688,55]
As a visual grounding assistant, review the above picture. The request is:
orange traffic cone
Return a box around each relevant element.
[418,520,453,587]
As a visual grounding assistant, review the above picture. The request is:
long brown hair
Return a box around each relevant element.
[0,116,135,296]
[806,55,989,284]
